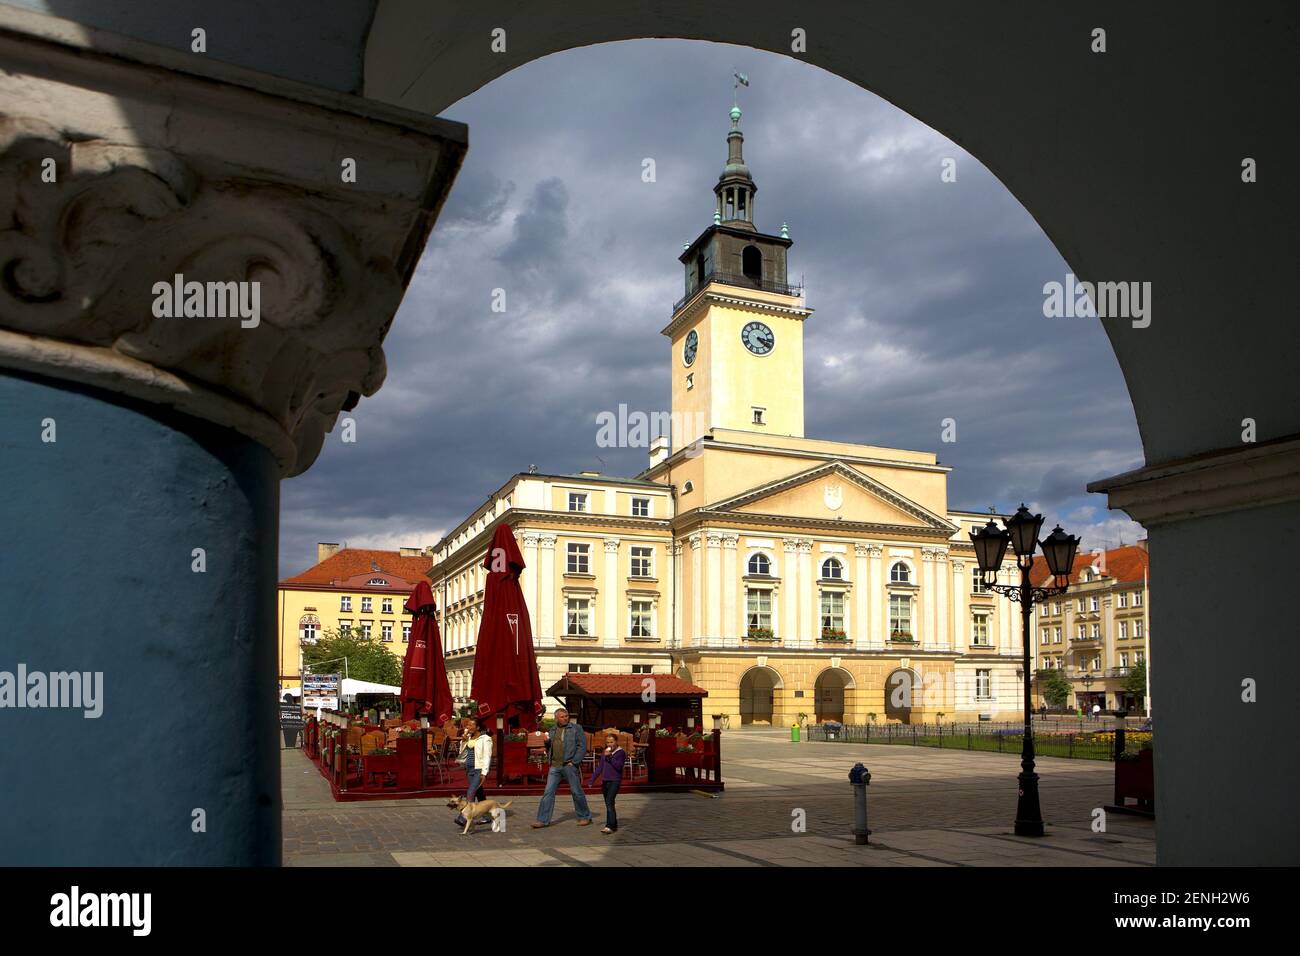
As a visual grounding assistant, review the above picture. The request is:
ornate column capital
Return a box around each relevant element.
[705,532,723,548]
[537,534,557,550]
[603,538,621,553]
[782,539,799,554]
[853,543,871,558]
[0,13,466,476]
[522,533,541,548]
[796,539,814,554]
[688,533,703,550]
[721,534,739,549]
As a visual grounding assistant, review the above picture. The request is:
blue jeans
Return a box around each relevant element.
[536,763,592,824]
[455,760,484,826]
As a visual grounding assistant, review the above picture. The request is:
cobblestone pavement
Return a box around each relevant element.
[281,730,1155,867]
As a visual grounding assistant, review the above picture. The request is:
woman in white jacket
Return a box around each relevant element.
[454,719,493,827]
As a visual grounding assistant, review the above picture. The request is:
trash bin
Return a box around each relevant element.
[790,722,801,743]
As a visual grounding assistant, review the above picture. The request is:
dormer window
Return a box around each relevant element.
[568,492,587,513]
[367,578,388,586]
[752,407,766,425]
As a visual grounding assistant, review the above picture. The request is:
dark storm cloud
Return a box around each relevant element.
[278,40,1143,577]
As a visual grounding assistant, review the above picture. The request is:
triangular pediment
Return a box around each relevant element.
[703,460,956,533]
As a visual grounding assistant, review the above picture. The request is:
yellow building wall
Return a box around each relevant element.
[276,587,412,689]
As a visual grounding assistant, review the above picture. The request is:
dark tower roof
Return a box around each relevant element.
[714,105,757,231]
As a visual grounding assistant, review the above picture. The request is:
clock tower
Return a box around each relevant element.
[663,104,813,451]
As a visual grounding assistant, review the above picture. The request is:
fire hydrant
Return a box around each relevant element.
[849,762,872,844]
[790,722,801,743]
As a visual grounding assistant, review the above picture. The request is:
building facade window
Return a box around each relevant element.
[630,600,654,639]
[632,497,650,517]
[1134,621,1143,638]
[339,619,352,635]
[973,614,991,646]
[1089,596,1099,612]
[890,561,911,584]
[566,542,590,574]
[381,622,393,642]
[340,596,352,612]
[361,596,373,613]
[746,588,773,633]
[565,598,591,636]
[975,669,992,699]
[889,594,912,639]
[1077,624,1087,640]
[748,553,771,576]
[630,546,653,577]
[360,621,372,640]
[1120,652,1129,668]
[402,622,411,643]
[821,557,843,580]
[1054,627,1062,643]
[568,492,587,512]
[567,663,592,673]
[1041,627,1050,645]
[1134,592,1143,606]
[1117,592,1128,608]
[300,616,320,643]
[820,591,845,636]
[1091,623,1101,639]
[382,598,393,614]
[972,566,989,593]
[631,664,653,674]
[1119,621,1129,640]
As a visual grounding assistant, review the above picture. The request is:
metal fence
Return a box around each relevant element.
[805,721,1152,761]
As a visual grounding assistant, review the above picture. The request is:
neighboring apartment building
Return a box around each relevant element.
[1030,542,1151,714]
[426,106,1025,725]
[276,545,433,691]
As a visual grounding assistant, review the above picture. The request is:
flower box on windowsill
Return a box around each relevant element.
[888,632,915,643]
[746,628,777,642]
[562,633,599,642]
[820,630,849,642]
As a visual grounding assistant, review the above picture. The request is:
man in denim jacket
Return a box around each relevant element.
[531,708,593,828]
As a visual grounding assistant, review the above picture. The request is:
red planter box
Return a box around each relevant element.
[396,736,424,789]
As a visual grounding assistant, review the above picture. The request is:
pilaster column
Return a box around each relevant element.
[0,12,464,866]
[521,533,539,623]
[935,548,950,650]
[538,535,557,647]
[672,541,684,649]
[705,532,723,646]
[853,544,870,649]
[998,563,1015,654]
[782,539,799,645]
[867,545,884,648]
[798,539,815,648]
[689,534,703,647]
[722,534,739,647]
[921,549,936,649]
[603,538,620,648]
[951,559,968,651]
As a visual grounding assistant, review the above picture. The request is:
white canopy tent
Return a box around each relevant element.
[280,679,400,700]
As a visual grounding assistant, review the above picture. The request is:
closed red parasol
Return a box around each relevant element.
[400,581,453,723]
[471,525,544,731]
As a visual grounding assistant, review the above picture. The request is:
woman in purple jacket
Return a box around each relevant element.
[589,733,627,833]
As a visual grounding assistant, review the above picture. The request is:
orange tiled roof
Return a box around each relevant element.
[280,548,432,590]
[547,673,708,697]
[1030,544,1149,587]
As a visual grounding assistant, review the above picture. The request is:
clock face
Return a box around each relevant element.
[683,329,698,366]
[741,321,775,355]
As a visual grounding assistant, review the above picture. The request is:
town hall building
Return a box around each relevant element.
[428,105,1023,725]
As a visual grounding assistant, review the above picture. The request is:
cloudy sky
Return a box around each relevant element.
[278,40,1144,578]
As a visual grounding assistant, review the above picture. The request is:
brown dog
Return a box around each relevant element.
[446,795,513,835]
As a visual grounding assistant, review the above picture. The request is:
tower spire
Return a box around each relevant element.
[716,74,756,230]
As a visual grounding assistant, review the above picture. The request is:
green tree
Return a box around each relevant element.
[1038,668,1072,710]
[1122,660,1147,700]
[302,626,403,686]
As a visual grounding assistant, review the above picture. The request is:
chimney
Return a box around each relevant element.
[398,547,421,557]
[1136,538,1148,552]
[649,434,669,468]
[317,542,342,564]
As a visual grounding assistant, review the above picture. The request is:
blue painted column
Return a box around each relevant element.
[0,371,280,865]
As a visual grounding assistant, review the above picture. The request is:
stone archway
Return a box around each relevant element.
[814,667,854,723]
[738,665,782,725]
[884,667,921,725]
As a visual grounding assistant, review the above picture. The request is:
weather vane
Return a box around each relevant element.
[733,71,749,107]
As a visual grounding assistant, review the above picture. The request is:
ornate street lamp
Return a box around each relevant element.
[971,505,1080,837]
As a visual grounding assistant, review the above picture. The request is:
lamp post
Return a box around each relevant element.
[1081,672,1095,714]
[971,505,1080,837]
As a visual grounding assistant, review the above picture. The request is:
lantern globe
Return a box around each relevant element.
[1040,525,1081,580]
[1005,504,1044,557]
[969,520,1010,574]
